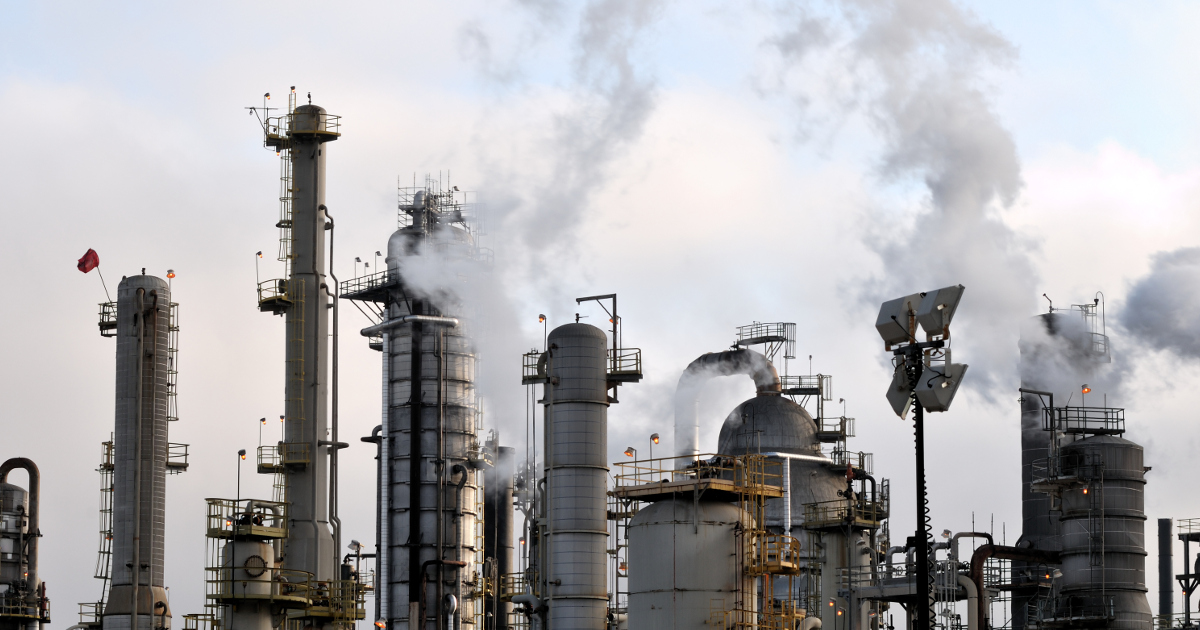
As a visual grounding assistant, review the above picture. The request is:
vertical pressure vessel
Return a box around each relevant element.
[544,324,609,630]
[103,275,172,630]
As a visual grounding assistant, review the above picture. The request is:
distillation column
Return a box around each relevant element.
[372,189,480,630]
[102,275,172,630]
[542,323,610,630]
[484,446,515,630]
[280,103,338,588]
[0,458,45,630]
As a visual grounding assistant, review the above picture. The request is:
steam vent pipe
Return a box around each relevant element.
[103,275,172,630]
[673,348,781,459]
[544,324,609,630]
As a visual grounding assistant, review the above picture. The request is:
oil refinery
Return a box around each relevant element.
[3,91,1197,630]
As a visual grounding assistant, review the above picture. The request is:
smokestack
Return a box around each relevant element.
[1160,518,1174,623]
[484,445,515,630]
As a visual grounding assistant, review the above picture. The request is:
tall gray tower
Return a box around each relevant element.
[102,275,174,630]
[260,94,341,603]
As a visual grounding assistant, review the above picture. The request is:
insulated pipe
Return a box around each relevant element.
[801,616,822,630]
[760,452,835,535]
[956,575,979,630]
[969,545,1060,629]
[379,333,390,627]
[673,349,781,459]
[950,532,993,563]
[0,458,40,618]
[360,315,460,336]
[131,288,145,630]
[326,208,343,569]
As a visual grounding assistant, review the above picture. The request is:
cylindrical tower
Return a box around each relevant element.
[1158,519,1172,624]
[0,458,45,630]
[280,103,338,586]
[543,323,609,630]
[484,446,515,630]
[103,275,172,630]
[381,197,480,630]
[1016,309,1107,629]
[626,499,754,629]
[1055,435,1151,630]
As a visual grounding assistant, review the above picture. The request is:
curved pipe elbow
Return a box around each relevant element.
[674,348,781,457]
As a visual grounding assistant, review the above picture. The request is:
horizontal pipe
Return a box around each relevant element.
[361,314,459,336]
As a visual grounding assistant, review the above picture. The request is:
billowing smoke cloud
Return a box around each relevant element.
[1121,247,1200,359]
[764,0,1035,397]
[424,0,668,442]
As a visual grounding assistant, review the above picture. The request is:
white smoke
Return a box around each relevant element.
[1121,247,1200,360]
[763,0,1035,398]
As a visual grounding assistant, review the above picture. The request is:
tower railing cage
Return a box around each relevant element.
[735,322,797,361]
[1027,593,1116,628]
[780,374,832,399]
[338,269,392,297]
[167,442,190,473]
[77,601,103,625]
[204,498,289,539]
[0,591,49,623]
[611,453,783,491]
[204,565,314,607]
[1041,406,1125,435]
[98,301,117,337]
[397,175,486,236]
[608,347,643,381]
[825,448,873,475]
[1031,451,1104,487]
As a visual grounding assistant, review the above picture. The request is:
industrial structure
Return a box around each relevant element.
[0,458,47,630]
[12,92,1191,630]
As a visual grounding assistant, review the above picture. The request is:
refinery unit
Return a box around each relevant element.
[3,91,1197,630]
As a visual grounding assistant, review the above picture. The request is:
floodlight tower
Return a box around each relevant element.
[875,285,968,630]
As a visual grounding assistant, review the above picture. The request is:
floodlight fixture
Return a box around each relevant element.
[915,284,965,337]
[885,364,913,419]
[875,292,924,347]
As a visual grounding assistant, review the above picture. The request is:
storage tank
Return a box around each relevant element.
[1055,435,1151,630]
[626,499,753,630]
[543,323,610,630]
[103,275,172,630]
[379,189,480,630]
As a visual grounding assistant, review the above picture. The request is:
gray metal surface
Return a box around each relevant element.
[484,446,515,630]
[626,499,754,630]
[104,275,172,630]
[1158,518,1172,622]
[1054,435,1152,630]
[544,324,609,630]
[717,395,842,533]
[674,349,780,459]
[281,103,336,587]
[383,218,480,630]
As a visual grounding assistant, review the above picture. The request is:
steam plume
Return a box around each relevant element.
[1121,247,1200,360]
[765,0,1034,396]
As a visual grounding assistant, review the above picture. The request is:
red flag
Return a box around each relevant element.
[77,248,100,273]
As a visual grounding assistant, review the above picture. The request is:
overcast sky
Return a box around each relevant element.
[3,1,1200,624]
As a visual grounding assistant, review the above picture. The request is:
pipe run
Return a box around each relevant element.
[674,348,781,459]
[969,544,1060,629]
[760,452,834,535]
[360,315,460,336]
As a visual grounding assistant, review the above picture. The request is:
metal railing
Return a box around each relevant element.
[612,453,782,492]
[736,322,795,347]
[781,374,832,399]
[826,448,873,475]
[98,302,117,337]
[182,613,218,630]
[167,442,189,472]
[257,279,290,308]
[499,573,532,601]
[608,347,642,378]
[1031,451,1103,485]
[78,602,103,625]
[803,497,888,530]
[521,351,546,384]
[1041,406,1125,435]
[307,579,367,621]
[338,269,392,297]
[817,416,855,438]
[754,534,803,575]
[205,498,288,539]
[0,592,48,621]
[206,565,313,605]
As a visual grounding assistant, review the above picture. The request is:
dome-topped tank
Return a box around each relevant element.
[717,395,843,534]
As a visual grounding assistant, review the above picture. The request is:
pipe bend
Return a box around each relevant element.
[674,348,781,457]
[361,315,459,336]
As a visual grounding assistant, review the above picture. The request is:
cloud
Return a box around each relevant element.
[1121,247,1200,360]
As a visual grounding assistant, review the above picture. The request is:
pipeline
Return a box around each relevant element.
[325,206,343,568]
[673,348,781,459]
[760,452,835,535]
[969,544,1060,629]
